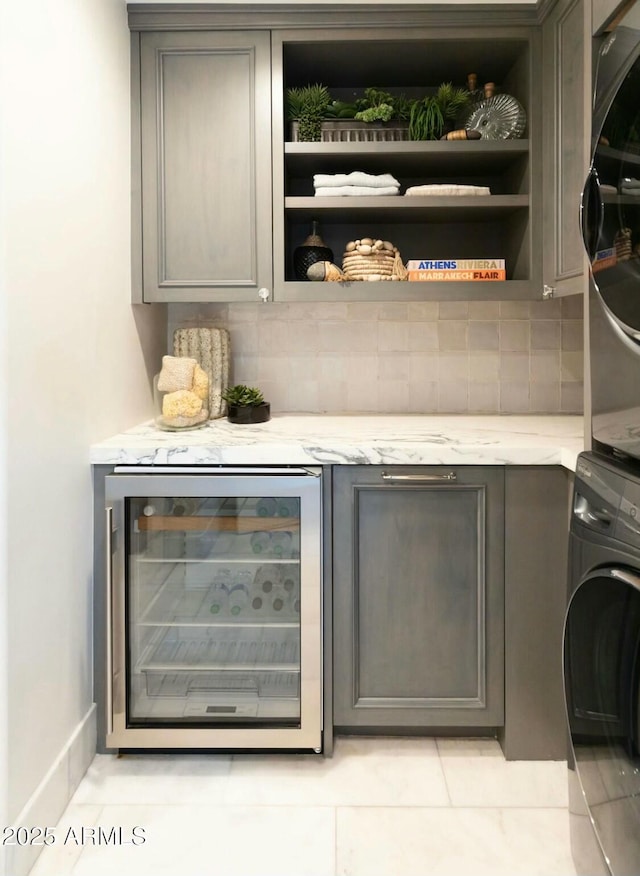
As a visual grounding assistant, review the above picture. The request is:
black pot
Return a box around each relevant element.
[227,402,271,424]
[293,220,334,280]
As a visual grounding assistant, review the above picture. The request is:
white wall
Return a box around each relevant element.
[0,0,166,853]
[0,97,9,873]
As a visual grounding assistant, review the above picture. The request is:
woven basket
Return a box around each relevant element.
[342,239,408,282]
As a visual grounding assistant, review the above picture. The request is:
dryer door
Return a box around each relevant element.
[564,566,640,875]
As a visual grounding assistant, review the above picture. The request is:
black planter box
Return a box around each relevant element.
[227,402,271,424]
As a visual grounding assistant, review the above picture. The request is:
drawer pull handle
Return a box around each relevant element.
[381,471,457,483]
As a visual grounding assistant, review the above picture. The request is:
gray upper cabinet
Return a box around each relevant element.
[136,31,272,303]
[541,0,588,298]
[129,4,585,304]
[332,465,505,730]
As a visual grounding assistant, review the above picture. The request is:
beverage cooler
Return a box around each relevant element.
[104,466,323,752]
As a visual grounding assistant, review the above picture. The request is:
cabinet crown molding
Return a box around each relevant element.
[127,3,541,31]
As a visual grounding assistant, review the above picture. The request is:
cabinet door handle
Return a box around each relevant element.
[581,166,603,261]
[105,506,114,737]
[381,471,457,483]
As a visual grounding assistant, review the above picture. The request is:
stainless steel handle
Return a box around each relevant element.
[611,568,640,592]
[113,466,317,476]
[105,506,114,737]
[381,471,457,483]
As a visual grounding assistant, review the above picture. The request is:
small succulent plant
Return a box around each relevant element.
[222,384,265,407]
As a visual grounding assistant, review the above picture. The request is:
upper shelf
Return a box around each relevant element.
[284,140,530,175]
[138,516,299,533]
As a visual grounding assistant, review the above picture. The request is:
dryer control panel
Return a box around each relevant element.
[574,451,640,549]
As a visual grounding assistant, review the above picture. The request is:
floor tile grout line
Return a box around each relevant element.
[332,804,571,812]
[435,737,454,807]
[67,803,105,876]
[61,801,571,810]
[333,806,338,876]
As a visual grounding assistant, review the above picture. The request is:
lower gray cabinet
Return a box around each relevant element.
[332,465,505,729]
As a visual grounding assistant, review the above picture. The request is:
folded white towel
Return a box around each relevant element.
[620,187,640,196]
[313,171,400,189]
[315,185,400,197]
[405,184,491,196]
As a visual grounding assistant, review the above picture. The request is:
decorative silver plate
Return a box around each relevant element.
[465,93,527,140]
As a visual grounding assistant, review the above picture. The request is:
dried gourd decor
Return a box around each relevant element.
[341,238,408,281]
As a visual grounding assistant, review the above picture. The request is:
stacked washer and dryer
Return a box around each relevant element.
[566,4,640,873]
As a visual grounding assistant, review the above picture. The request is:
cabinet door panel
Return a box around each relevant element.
[139,32,272,302]
[357,487,481,702]
[333,466,504,729]
[162,52,253,282]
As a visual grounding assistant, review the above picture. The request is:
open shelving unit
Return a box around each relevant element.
[272,27,535,301]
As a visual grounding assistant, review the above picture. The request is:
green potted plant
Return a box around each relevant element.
[286,83,332,142]
[409,83,470,140]
[354,88,396,123]
[222,384,271,424]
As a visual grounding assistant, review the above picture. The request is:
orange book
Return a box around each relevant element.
[408,269,507,281]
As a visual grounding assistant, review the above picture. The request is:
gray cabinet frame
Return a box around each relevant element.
[499,466,572,760]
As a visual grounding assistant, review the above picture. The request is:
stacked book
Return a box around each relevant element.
[406,259,506,281]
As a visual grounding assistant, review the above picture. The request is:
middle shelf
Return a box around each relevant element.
[285,195,528,222]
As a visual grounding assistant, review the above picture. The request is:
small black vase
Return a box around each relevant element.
[293,221,334,281]
[227,402,271,424]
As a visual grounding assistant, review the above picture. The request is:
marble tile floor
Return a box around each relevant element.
[28,737,578,876]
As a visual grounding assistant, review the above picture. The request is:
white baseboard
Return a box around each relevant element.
[4,705,96,876]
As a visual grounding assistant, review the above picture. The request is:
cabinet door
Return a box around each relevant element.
[333,466,504,729]
[541,0,589,298]
[138,32,272,303]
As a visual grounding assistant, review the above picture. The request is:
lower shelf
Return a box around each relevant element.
[130,688,300,721]
[130,626,302,721]
[137,626,300,674]
[276,279,535,302]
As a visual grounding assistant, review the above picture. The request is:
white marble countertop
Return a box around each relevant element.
[90,414,585,470]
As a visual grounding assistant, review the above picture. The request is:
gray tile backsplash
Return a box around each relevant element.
[168,297,584,414]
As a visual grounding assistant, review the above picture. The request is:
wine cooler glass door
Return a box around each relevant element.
[105,469,322,750]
